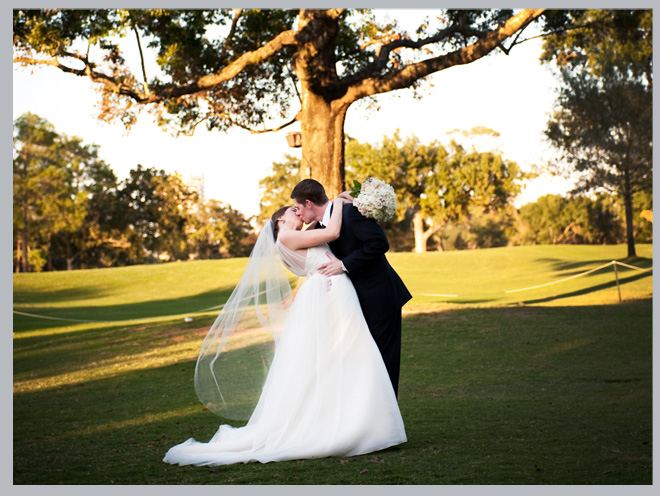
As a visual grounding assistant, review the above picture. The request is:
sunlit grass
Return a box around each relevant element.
[12,258,248,308]
[14,335,204,393]
[55,405,204,439]
[390,243,652,307]
[13,244,653,327]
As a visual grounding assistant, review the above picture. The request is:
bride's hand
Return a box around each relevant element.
[335,191,354,204]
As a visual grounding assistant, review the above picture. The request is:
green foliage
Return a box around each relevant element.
[256,154,300,226]
[188,200,255,259]
[545,72,652,195]
[437,205,518,251]
[13,112,115,272]
[12,114,255,271]
[541,9,652,258]
[540,9,652,85]
[112,165,255,264]
[13,8,543,135]
[115,165,196,262]
[13,247,47,272]
[631,189,653,243]
[345,130,526,252]
[517,194,624,245]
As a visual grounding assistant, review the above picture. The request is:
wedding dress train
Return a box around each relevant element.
[163,244,406,466]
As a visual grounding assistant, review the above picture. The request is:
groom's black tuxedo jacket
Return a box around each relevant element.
[325,203,412,325]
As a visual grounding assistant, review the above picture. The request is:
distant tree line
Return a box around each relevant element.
[14,114,652,272]
[13,113,254,272]
[258,133,652,254]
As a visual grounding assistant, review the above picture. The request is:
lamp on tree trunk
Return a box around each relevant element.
[286,132,302,148]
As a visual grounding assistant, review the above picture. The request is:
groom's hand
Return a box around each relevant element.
[318,252,345,277]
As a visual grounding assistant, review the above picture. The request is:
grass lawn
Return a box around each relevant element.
[12,244,653,484]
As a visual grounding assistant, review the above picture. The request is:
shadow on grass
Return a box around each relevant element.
[522,269,652,305]
[12,285,115,306]
[421,260,652,307]
[13,316,216,386]
[12,284,237,335]
[532,256,652,278]
[14,299,653,484]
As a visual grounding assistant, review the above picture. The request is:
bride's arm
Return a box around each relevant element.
[337,191,354,202]
[279,197,348,250]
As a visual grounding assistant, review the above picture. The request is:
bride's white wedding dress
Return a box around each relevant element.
[163,243,406,466]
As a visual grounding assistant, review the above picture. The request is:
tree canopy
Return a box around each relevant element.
[540,9,652,257]
[14,8,549,195]
[345,130,526,252]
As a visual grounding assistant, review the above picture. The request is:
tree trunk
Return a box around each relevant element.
[295,10,347,198]
[15,238,22,273]
[47,232,53,271]
[299,90,347,198]
[412,210,443,253]
[623,167,636,258]
[413,211,427,253]
[21,155,29,273]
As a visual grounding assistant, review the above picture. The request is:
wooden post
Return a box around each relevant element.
[612,261,622,302]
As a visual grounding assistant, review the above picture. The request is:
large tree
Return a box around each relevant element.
[13,113,114,271]
[188,199,255,259]
[13,8,548,197]
[540,9,652,258]
[13,113,58,272]
[114,164,198,263]
[345,130,525,252]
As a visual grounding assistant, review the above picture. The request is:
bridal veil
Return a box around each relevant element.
[194,221,294,421]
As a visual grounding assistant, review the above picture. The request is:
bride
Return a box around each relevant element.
[163,194,406,467]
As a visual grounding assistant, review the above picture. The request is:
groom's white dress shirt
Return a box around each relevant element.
[320,202,332,227]
[320,202,348,273]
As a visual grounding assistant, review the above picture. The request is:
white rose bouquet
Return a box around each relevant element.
[349,177,397,224]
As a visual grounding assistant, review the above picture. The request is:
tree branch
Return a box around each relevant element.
[14,19,304,105]
[218,8,243,61]
[327,9,345,19]
[131,21,151,96]
[146,27,302,101]
[345,23,483,85]
[339,8,546,105]
[230,114,300,134]
[14,53,149,102]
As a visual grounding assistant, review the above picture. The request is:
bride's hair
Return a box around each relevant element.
[270,206,290,241]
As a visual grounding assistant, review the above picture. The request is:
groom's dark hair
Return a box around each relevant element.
[291,179,329,206]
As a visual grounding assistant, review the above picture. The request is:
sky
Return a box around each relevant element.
[12,8,575,219]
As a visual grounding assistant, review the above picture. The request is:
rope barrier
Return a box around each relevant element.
[12,310,103,323]
[614,260,652,271]
[12,301,229,324]
[504,261,615,294]
[505,260,652,294]
[12,261,652,323]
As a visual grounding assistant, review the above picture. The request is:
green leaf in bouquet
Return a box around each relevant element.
[350,179,362,198]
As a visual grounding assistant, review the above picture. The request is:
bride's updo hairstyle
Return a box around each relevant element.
[270,206,291,241]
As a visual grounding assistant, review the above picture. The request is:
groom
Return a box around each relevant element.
[291,179,412,398]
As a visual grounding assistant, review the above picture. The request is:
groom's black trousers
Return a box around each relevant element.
[364,308,402,398]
